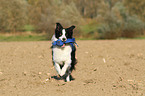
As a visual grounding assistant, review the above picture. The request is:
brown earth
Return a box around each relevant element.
[0,40,145,96]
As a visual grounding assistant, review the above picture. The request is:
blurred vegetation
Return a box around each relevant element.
[0,35,47,42]
[0,0,145,39]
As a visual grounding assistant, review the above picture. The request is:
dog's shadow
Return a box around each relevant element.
[51,75,75,82]
[51,75,62,80]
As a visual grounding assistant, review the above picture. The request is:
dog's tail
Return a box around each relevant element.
[70,58,77,71]
[70,49,77,71]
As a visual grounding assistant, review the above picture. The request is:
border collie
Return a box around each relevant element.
[51,23,77,82]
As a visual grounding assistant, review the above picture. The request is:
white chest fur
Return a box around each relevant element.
[52,45,72,65]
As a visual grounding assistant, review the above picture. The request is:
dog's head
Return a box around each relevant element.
[55,23,75,42]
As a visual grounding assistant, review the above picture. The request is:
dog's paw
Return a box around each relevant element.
[65,75,70,82]
[60,71,65,76]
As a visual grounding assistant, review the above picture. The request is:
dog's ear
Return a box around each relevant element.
[55,23,63,31]
[68,25,75,31]
[66,25,75,33]
[65,25,75,38]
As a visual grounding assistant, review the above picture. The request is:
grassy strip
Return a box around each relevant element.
[117,36,145,40]
[133,36,145,39]
[0,35,48,42]
[0,35,145,42]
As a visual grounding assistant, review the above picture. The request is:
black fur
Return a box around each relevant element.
[70,44,77,72]
[55,23,75,39]
[65,26,75,39]
[55,23,63,39]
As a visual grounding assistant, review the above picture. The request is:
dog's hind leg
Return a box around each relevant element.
[54,63,61,75]
[66,75,70,82]
[64,69,72,82]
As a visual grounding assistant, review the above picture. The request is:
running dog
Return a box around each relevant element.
[51,23,77,82]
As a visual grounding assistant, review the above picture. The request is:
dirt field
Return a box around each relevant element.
[0,40,145,96]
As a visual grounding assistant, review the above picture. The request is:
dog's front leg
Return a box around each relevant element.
[60,62,71,76]
[54,62,61,75]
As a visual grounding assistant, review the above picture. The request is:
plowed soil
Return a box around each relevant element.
[0,40,144,96]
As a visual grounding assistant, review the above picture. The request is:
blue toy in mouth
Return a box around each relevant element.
[52,38,78,51]
[56,39,64,46]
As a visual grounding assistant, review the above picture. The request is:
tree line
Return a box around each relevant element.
[0,0,144,39]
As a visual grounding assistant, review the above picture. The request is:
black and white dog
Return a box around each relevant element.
[51,23,77,82]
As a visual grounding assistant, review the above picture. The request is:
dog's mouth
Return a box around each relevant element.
[61,38,66,47]
[62,44,65,47]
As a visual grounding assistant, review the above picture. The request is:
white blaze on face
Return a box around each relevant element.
[59,29,67,41]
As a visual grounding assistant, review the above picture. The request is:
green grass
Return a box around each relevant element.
[80,23,98,34]
[133,36,145,39]
[117,36,145,40]
[0,34,145,42]
[23,25,35,31]
[76,38,96,40]
[0,35,48,42]
[80,25,97,33]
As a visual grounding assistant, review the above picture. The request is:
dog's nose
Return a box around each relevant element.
[62,38,66,41]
